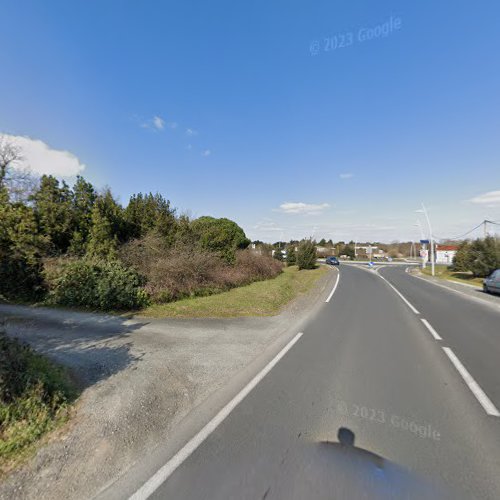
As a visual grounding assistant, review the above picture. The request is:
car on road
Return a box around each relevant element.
[325,256,340,266]
[483,269,500,294]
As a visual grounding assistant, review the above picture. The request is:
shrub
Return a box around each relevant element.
[273,250,283,262]
[120,235,282,303]
[0,255,46,302]
[0,331,77,468]
[297,240,317,270]
[51,259,149,310]
[233,249,282,283]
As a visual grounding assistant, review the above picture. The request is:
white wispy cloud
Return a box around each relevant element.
[153,116,165,130]
[339,173,354,179]
[253,220,283,232]
[468,190,500,207]
[201,149,211,157]
[167,121,178,129]
[276,202,330,215]
[186,128,198,136]
[1,134,85,177]
[138,115,167,131]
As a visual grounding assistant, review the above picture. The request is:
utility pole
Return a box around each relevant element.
[415,206,435,276]
[420,203,435,277]
[414,220,426,269]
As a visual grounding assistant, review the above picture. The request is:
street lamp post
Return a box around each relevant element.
[417,204,435,277]
[414,220,426,269]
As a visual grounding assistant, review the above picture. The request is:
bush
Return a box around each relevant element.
[233,249,283,283]
[120,235,281,303]
[51,259,149,310]
[297,240,317,270]
[286,248,297,266]
[0,255,46,302]
[273,250,283,262]
[0,331,77,468]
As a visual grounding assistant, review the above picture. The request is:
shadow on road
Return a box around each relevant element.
[0,304,149,388]
[307,427,451,499]
[320,427,385,469]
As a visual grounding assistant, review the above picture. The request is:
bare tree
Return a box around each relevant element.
[0,135,23,186]
[0,135,38,202]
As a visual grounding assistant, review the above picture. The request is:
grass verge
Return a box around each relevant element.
[140,265,329,318]
[0,331,79,476]
[421,265,483,287]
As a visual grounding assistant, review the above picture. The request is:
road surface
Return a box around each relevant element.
[102,264,500,499]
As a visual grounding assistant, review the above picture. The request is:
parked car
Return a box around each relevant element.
[325,256,340,266]
[483,269,500,294]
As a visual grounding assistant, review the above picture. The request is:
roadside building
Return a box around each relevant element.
[435,245,458,265]
[315,246,335,257]
[355,245,381,259]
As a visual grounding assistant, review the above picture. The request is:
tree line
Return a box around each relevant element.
[0,139,264,306]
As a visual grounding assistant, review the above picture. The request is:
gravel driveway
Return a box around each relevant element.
[0,269,334,500]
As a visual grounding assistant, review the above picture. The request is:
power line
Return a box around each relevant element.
[434,221,485,241]
[434,219,500,241]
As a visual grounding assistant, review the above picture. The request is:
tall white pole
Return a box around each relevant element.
[421,203,435,276]
[415,220,426,269]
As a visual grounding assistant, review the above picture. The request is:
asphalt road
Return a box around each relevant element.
[109,264,500,499]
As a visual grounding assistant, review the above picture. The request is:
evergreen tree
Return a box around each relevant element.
[470,236,500,277]
[86,189,123,259]
[0,186,46,299]
[70,175,96,253]
[452,241,473,272]
[190,216,250,263]
[286,246,297,266]
[31,175,74,254]
[124,192,177,243]
[296,239,317,270]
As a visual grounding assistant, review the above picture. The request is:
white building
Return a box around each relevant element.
[435,245,458,265]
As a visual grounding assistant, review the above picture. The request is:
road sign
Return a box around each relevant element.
[420,239,430,244]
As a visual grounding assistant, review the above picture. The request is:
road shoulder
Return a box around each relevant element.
[408,268,500,311]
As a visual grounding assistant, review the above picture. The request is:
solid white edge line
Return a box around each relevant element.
[325,270,340,303]
[442,347,500,417]
[129,331,304,500]
[377,274,420,315]
[420,318,442,340]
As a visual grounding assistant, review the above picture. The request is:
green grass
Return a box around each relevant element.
[421,265,484,286]
[0,332,79,476]
[140,265,329,318]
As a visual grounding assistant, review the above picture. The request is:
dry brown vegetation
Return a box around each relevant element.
[120,234,282,303]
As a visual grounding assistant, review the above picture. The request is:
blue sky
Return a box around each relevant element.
[2,0,500,242]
